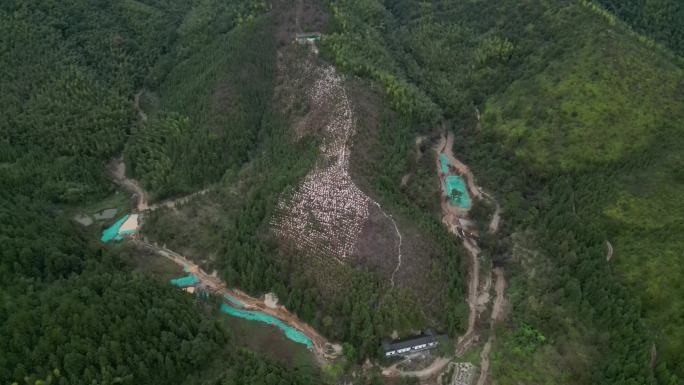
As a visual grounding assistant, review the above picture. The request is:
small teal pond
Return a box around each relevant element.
[101,215,130,243]
[170,275,200,287]
[220,304,313,348]
[439,153,450,174]
[445,175,471,208]
[439,154,471,208]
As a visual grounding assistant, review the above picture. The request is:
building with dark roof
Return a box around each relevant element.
[382,331,447,357]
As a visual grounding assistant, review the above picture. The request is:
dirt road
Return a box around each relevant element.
[135,240,337,360]
[437,130,507,385]
[382,133,493,382]
[147,189,210,211]
[108,156,149,211]
[382,357,451,378]
[475,340,492,385]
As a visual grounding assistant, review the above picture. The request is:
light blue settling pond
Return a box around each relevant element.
[170,275,200,287]
[224,294,246,308]
[445,175,471,208]
[439,153,450,174]
[220,304,313,348]
[101,215,129,243]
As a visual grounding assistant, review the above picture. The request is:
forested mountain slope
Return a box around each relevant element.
[323,0,684,384]
[0,1,318,384]
[139,0,470,365]
[593,0,684,56]
[3,0,684,384]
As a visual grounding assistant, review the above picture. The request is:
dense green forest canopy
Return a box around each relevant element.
[0,0,319,384]
[324,0,684,384]
[593,0,684,56]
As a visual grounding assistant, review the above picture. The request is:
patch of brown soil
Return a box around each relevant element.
[107,156,148,211]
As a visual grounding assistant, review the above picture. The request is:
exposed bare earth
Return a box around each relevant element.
[271,47,404,286]
[475,340,492,385]
[107,156,148,211]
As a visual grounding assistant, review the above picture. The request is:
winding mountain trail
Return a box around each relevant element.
[376,201,404,289]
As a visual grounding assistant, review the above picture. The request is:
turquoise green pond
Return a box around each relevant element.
[170,275,200,287]
[101,215,130,243]
[445,176,471,208]
[439,153,450,174]
[220,304,313,348]
[224,294,246,308]
[439,153,471,208]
